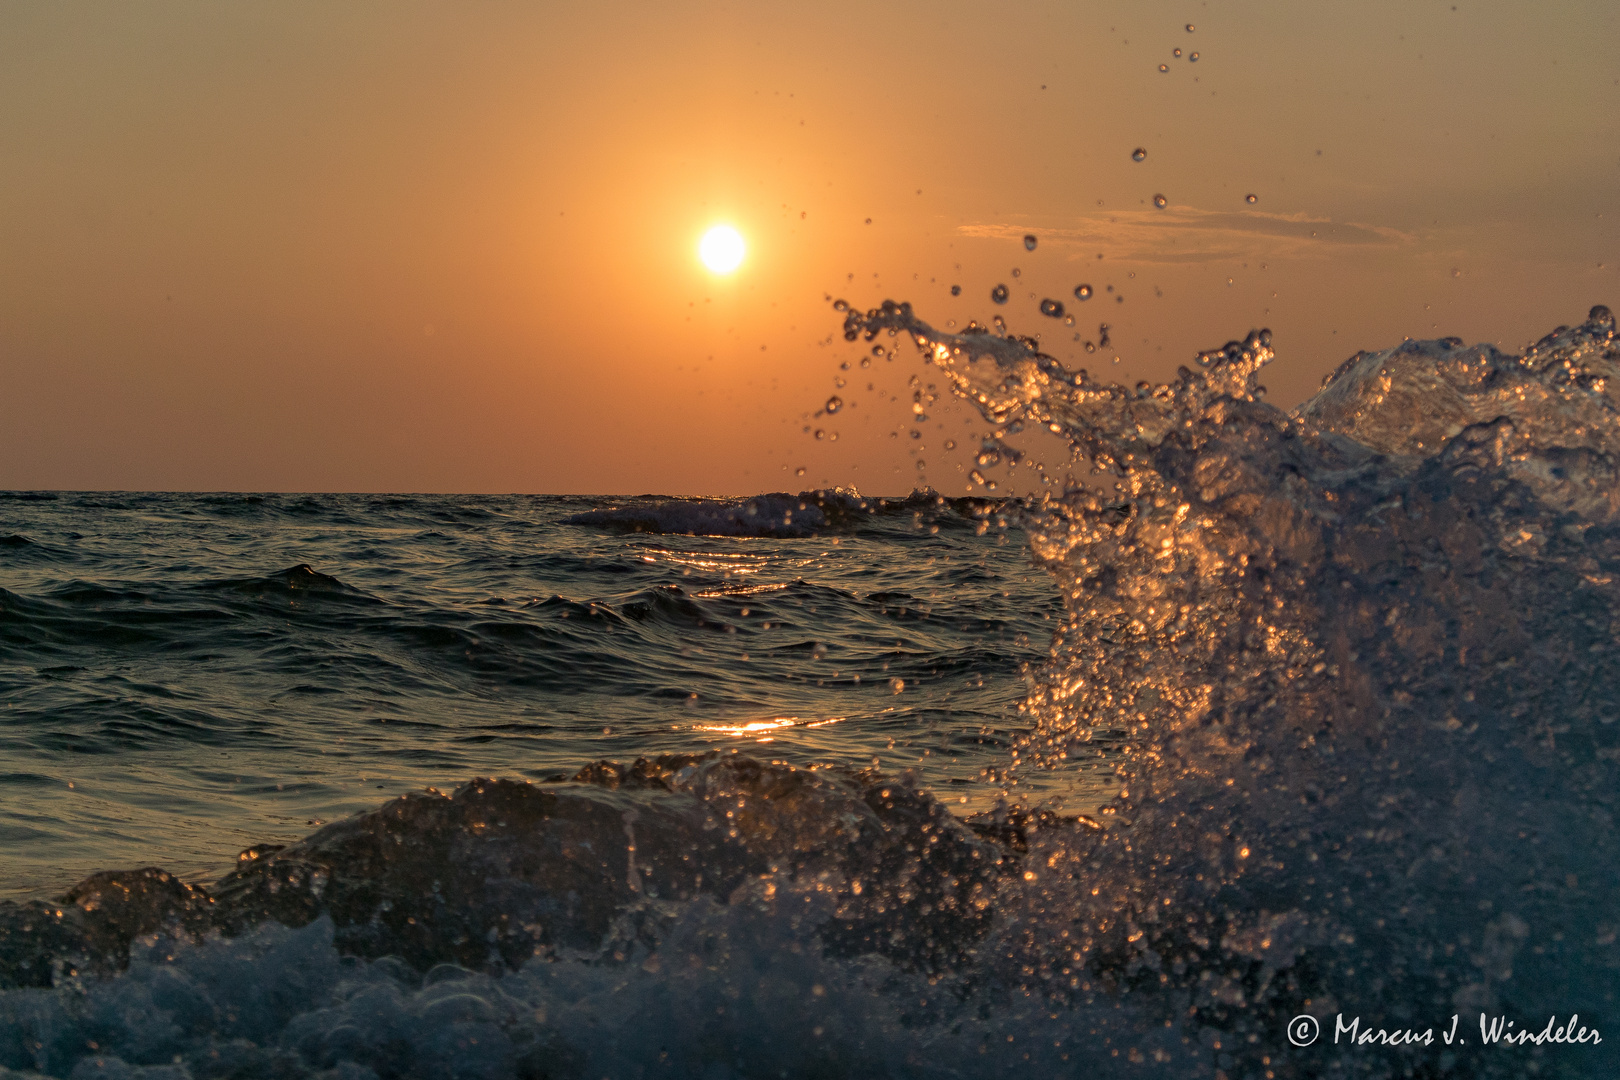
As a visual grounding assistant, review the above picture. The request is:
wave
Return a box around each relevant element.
[564,489,1002,538]
[836,299,1620,1076]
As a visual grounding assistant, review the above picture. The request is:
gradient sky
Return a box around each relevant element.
[1,0,1615,494]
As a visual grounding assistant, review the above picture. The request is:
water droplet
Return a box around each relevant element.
[1245,193,1258,204]
[1173,48,1182,57]
[944,439,956,450]
[1131,147,1147,162]
[1011,268,1021,278]
[864,217,872,224]
[991,284,1010,304]
[814,429,825,440]
[1075,284,1093,300]
[950,284,961,296]
[1153,194,1168,208]
[1451,268,1462,278]
[833,299,848,311]
[1039,298,1065,318]
[1189,51,1199,61]
[1158,64,1169,72]
[1227,278,1234,285]
[1186,23,1195,31]
[872,345,885,357]
[1064,315,1075,326]
[859,357,870,369]
[1023,234,1038,251]
[795,467,806,477]
[825,396,843,414]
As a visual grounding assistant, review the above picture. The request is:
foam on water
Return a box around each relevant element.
[4,304,1619,1077]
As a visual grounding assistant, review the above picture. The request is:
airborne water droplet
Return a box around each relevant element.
[1011,268,1021,278]
[1040,299,1065,318]
[1023,234,1038,251]
[795,467,806,477]
[825,396,843,414]
[991,284,1010,304]
[1075,284,1093,300]
[814,429,825,439]
[1131,147,1147,162]
[1158,64,1169,72]
[1189,51,1199,61]
[1186,23,1195,31]
[1153,194,1168,208]
[1173,48,1182,57]
[1246,194,1258,204]
[950,284,961,296]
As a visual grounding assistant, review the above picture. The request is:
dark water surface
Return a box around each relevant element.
[0,491,1063,898]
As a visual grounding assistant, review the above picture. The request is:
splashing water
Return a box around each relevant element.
[836,297,1620,1076]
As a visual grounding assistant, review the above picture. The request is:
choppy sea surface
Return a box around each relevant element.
[0,490,1061,899]
[2,305,1619,1079]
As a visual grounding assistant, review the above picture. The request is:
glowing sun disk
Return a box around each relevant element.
[699,225,746,273]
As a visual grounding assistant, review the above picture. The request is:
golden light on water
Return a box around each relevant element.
[698,225,746,274]
[694,715,844,742]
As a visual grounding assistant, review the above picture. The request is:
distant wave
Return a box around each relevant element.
[565,489,1007,538]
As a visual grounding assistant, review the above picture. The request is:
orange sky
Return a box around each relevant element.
[0,0,1615,494]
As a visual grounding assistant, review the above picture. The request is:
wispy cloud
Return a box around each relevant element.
[958,208,1415,264]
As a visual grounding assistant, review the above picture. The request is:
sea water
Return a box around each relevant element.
[1,304,1617,1078]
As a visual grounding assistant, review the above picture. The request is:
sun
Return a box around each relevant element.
[698,225,746,274]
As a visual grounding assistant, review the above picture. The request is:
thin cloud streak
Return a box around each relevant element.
[959,208,1415,265]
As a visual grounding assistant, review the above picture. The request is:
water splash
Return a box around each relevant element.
[839,297,1620,1075]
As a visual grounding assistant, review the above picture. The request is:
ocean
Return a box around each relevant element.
[1,303,1617,1078]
